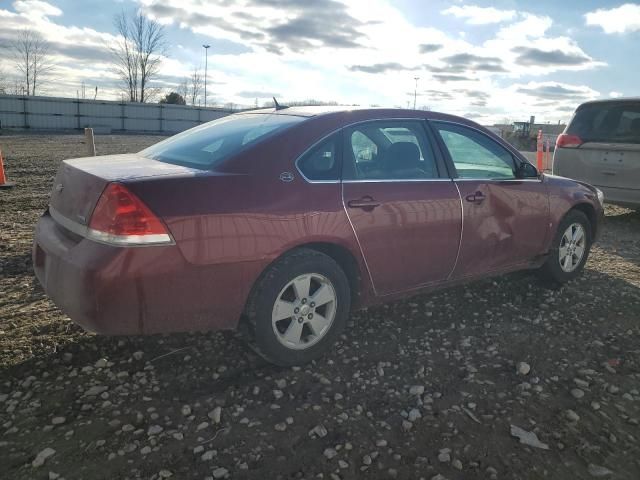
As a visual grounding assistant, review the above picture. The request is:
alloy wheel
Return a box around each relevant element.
[559,222,586,273]
[271,273,337,350]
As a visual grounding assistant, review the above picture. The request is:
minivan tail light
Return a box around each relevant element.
[556,133,583,148]
[88,183,172,245]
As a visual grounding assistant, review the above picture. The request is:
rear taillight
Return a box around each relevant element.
[88,183,172,245]
[556,133,583,148]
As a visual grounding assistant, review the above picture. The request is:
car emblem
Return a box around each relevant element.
[279,172,294,183]
[55,184,64,193]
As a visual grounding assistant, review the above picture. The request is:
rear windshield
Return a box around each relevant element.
[567,102,640,144]
[140,113,304,169]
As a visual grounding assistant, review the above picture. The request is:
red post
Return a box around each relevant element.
[0,148,15,189]
[544,138,550,171]
[536,129,543,171]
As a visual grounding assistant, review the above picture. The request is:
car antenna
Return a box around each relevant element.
[273,97,289,111]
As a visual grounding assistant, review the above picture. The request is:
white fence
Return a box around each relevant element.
[0,95,233,134]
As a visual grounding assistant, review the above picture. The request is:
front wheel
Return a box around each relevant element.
[538,209,592,286]
[244,248,351,366]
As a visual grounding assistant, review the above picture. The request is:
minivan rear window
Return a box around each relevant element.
[567,102,640,144]
[140,113,304,169]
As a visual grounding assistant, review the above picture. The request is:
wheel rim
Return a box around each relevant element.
[271,273,337,350]
[559,222,586,273]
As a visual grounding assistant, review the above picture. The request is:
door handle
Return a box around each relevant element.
[348,196,380,210]
[465,191,486,204]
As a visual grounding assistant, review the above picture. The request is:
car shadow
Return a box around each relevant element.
[598,207,640,267]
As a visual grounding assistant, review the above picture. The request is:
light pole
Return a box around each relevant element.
[413,76,420,110]
[203,44,210,107]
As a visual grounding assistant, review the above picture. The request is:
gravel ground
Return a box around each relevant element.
[1,133,639,480]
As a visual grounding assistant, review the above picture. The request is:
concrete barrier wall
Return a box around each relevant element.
[0,95,234,134]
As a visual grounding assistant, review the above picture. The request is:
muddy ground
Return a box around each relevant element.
[0,133,639,480]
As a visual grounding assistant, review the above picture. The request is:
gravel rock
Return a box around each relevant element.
[517,362,531,375]
[510,424,549,450]
[588,464,613,477]
[181,405,192,416]
[32,448,56,468]
[409,385,425,395]
[571,388,585,399]
[212,467,228,479]
[84,386,108,397]
[324,448,338,459]
[147,425,163,436]
[208,407,222,424]
[565,410,580,422]
[51,417,65,425]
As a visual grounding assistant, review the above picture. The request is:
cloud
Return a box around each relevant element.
[419,43,442,53]
[142,0,367,54]
[349,62,415,73]
[585,3,640,34]
[513,47,593,66]
[12,0,61,18]
[433,53,506,73]
[442,5,516,25]
[515,82,599,101]
[433,74,476,82]
[236,90,281,98]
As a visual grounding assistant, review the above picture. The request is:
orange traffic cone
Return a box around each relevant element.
[0,148,15,189]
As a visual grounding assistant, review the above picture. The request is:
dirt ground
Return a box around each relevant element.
[1,133,639,480]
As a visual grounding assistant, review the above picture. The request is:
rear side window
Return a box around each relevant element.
[297,133,341,181]
[141,113,303,169]
[343,120,439,180]
[568,103,640,144]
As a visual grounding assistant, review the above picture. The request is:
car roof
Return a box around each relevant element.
[578,97,640,108]
[235,105,470,123]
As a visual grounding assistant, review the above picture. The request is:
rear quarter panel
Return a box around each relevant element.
[124,117,374,319]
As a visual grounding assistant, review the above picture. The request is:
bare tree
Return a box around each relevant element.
[112,10,166,103]
[188,68,203,106]
[11,29,54,96]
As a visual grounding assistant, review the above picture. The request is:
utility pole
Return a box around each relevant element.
[203,44,210,107]
[413,76,420,110]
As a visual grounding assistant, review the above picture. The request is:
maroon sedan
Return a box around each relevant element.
[33,107,603,365]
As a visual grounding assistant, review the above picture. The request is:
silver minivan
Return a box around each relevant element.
[553,98,640,209]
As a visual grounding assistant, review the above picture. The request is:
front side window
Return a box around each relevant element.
[433,122,516,180]
[343,121,438,180]
[141,113,303,169]
[297,133,341,181]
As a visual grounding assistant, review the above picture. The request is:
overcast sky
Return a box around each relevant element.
[0,0,639,124]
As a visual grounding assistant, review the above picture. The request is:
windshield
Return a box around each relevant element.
[567,102,640,144]
[140,113,304,169]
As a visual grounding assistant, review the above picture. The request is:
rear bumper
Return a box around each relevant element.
[33,211,262,335]
[596,185,640,209]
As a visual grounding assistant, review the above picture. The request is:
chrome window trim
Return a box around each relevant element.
[454,178,543,183]
[343,178,453,183]
[49,205,174,247]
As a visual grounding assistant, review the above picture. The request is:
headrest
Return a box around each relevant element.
[383,142,421,170]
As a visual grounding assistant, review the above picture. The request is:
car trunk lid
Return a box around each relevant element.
[49,154,202,226]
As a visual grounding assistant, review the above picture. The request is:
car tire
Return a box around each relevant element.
[538,209,592,287]
[244,248,351,366]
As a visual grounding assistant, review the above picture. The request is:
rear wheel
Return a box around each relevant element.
[538,210,592,286]
[245,249,351,366]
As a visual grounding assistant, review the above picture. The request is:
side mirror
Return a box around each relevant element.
[516,162,539,179]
